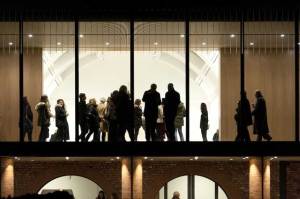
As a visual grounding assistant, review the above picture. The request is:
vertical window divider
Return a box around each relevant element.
[240,9,245,96]
[295,9,299,142]
[130,19,134,142]
[185,18,190,142]
[19,13,24,142]
[75,19,79,142]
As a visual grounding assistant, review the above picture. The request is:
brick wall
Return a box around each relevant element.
[142,160,249,199]
[14,160,123,198]
[286,162,300,199]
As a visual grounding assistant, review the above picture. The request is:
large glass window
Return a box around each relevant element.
[245,21,295,141]
[190,22,240,141]
[0,22,19,141]
[23,22,75,142]
[134,22,186,142]
[79,22,130,142]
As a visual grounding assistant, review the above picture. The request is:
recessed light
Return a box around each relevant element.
[298,42,300,45]
[280,34,285,38]
[8,42,13,46]
[154,42,158,46]
[150,158,154,161]
[110,158,114,161]
[65,157,69,160]
[57,42,62,46]
[180,34,185,38]
[144,157,148,160]
[189,158,194,161]
[116,157,120,160]
[194,156,199,160]
[79,34,84,38]
[230,34,235,38]
[28,34,33,38]
[249,42,254,46]
[202,42,207,46]
[105,42,110,46]
[229,158,233,161]
[243,157,249,160]
[274,156,278,159]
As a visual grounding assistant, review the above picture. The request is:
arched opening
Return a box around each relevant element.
[38,175,103,199]
[157,175,228,199]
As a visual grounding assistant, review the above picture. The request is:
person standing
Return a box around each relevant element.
[107,92,119,142]
[172,191,180,199]
[164,83,180,141]
[252,90,272,141]
[86,98,100,142]
[23,97,33,142]
[35,95,53,142]
[174,101,186,141]
[200,103,209,142]
[55,99,70,142]
[134,99,143,141]
[157,98,167,141]
[98,97,108,142]
[78,93,88,142]
[235,91,252,142]
[142,84,161,141]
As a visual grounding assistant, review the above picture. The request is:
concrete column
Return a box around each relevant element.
[249,158,262,199]
[133,158,143,199]
[121,158,131,199]
[1,158,14,198]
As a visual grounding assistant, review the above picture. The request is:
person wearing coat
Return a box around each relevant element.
[106,92,119,142]
[134,99,143,141]
[252,90,272,141]
[164,83,180,141]
[142,84,161,141]
[35,95,53,142]
[200,102,209,141]
[23,96,33,142]
[98,97,108,142]
[78,93,88,142]
[55,99,70,142]
[86,98,101,142]
[174,101,186,141]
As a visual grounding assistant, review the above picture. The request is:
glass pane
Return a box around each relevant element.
[167,176,188,199]
[134,22,185,142]
[159,186,164,199]
[194,175,215,198]
[218,186,228,199]
[23,22,75,142]
[190,22,240,141]
[0,22,19,141]
[245,22,294,141]
[79,22,130,142]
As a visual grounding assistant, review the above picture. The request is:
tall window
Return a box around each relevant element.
[134,22,186,142]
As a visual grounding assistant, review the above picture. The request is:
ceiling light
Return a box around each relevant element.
[230,34,235,38]
[79,34,84,38]
[280,34,285,38]
[65,157,69,160]
[229,158,233,161]
[150,158,154,161]
[202,42,207,46]
[110,158,114,161]
[194,156,199,160]
[154,42,158,46]
[242,157,249,160]
[116,157,120,160]
[189,158,194,161]
[180,34,185,38]
[298,42,300,45]
[57,42,62,46]
[144,157,148,160]
[249,42,254,46]
[274,156,278,159]
[105,42,110,46]
[8,42,13,46]
[28,34,33,38]
[14,156,20,160]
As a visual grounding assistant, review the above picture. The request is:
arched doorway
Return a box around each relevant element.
[157,175,228,199]
[38,175,103,199]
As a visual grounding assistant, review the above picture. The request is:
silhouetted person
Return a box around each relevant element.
[252,90,272,141]
[78,93,88,142]
[23,97,33,142]
[35,95,53,142]
[107,92,118,142]
[172,191,180,199]
[142,84,161,141]
[213,129,219,141]
[97,191,106,199]
[174,101,186,141]
[86,98,100,142]
[200,103,209,142]
[117,85,133,141]
[55,99,70,142]
[235,91,252,142]
[134,99,143,141]
[164,83,180,141]
[98,97,108,142]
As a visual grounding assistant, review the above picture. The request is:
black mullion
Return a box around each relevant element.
[185,18,190,142]
[75,20,79,142]
[215,182,218,199]
[164,183,168,199]
[130,19,134,142]
[295,9,299,142]
[240,9,245,95]
[19,14,24,142]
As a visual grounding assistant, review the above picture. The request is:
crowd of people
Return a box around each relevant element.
[21,83,271,142]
